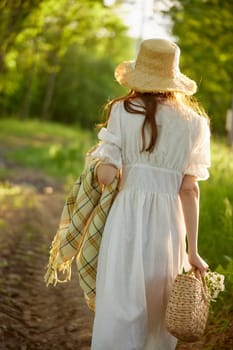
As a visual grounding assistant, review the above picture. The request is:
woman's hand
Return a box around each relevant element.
[96,163,118,186]
[188,252,209,277]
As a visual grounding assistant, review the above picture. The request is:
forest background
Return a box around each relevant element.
[0,0,232,131]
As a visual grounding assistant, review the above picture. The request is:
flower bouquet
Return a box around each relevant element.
[205,270,225,301]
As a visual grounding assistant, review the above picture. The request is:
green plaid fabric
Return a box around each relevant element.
[44,156,120,311]
[60,161,102,261]
[77,176,119,311]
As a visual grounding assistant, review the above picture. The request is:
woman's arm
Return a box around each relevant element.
[96,163,118,186]
[179,175,208,276]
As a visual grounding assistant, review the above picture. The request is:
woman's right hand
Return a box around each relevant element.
[188,252,209,276]
[97,163,117,186]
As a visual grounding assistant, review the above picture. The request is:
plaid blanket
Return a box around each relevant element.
[44,155,120,311]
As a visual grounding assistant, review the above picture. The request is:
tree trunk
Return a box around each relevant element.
[41,53,59,120]
[0,52,5,73]
[20,68,36,120]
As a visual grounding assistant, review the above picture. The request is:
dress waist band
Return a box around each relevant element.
[122,163,183,195]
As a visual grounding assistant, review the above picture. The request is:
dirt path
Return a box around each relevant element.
[0,176,94,350]
[0,164,232,350]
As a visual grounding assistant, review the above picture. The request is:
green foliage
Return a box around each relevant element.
[206,260,233,336]
[216,260,233,302]
[165,0,233,133]
[198,137,233,268]
[0,0,132,126]
[50,44,125,127]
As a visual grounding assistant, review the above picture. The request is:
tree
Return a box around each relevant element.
[0,0,41,72]
[0,0,132,125]
[0,0,41,112]
[165,0,233,133]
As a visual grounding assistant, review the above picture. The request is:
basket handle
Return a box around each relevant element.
[189,268,209,301]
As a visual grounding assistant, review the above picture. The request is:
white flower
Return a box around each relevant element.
[205,271,225,301]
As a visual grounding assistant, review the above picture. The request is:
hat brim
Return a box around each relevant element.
[114,61,197,96]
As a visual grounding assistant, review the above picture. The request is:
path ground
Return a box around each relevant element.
[0,157,232,350]
[0,168,94,350]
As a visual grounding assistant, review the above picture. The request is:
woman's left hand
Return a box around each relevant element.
[188,252,209,277]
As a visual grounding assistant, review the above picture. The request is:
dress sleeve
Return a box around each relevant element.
[91,102,122,169]
[184,117,211,181]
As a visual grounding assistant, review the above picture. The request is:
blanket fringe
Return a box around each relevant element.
[44,229,73,286]
[84,293,95,312]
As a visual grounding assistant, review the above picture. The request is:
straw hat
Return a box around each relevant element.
[114,39,197,95]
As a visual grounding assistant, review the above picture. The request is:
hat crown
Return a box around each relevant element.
[114,38,197,95]
[135,39,180,78]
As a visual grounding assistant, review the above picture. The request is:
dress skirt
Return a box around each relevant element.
[91,164,188,350]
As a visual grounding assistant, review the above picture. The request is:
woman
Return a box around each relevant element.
[91,38,210,350]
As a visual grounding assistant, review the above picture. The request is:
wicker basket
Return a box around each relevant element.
[165,270,210,342]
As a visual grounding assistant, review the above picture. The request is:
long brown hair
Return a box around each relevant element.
[101,90,209,153]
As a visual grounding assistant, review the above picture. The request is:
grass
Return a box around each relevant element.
[0,118,97,181]
[199,136,233,269]
[197,136,233,330]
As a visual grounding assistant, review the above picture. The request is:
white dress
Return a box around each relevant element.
[90,100,210,350]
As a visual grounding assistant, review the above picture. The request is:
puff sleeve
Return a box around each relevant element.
[184,117,211,181]
[91,102,122,169]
